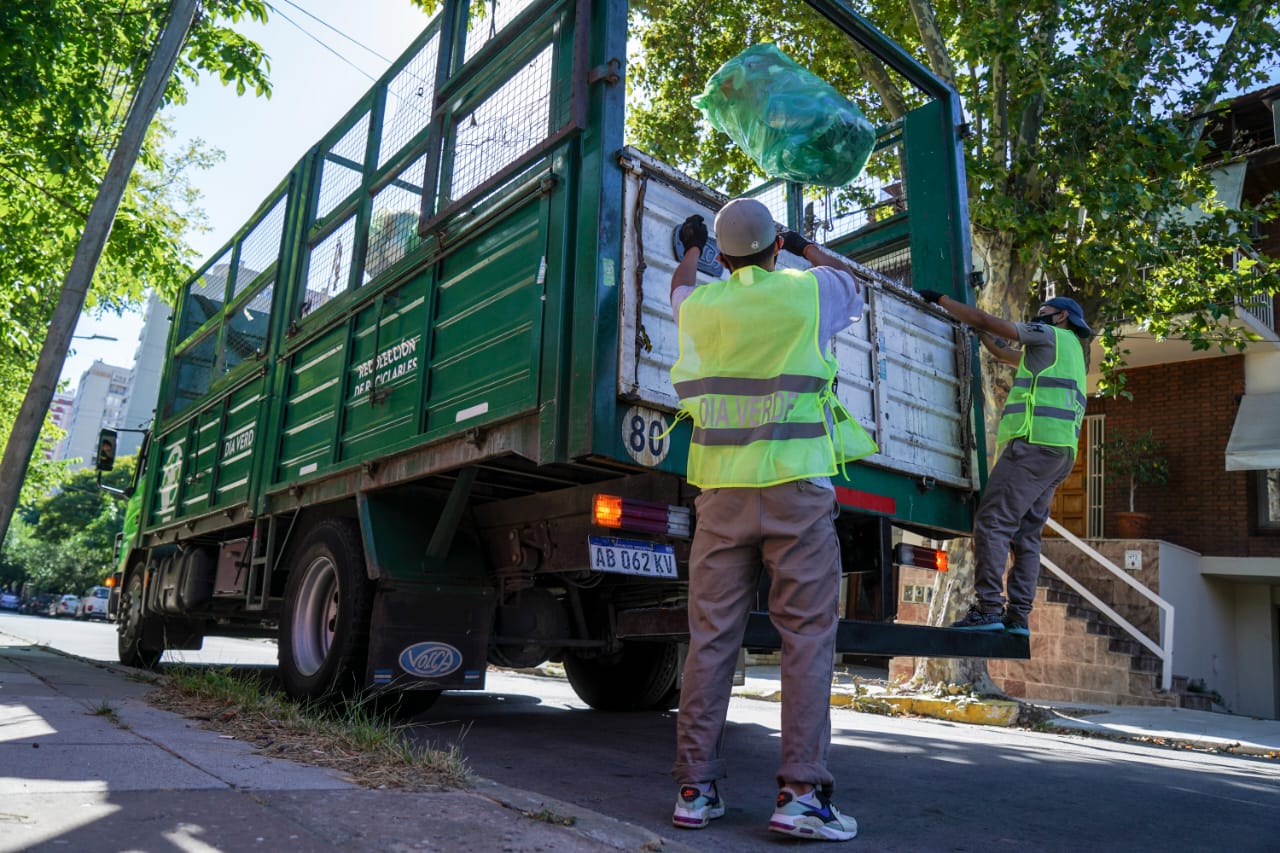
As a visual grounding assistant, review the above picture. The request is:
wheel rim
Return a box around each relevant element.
[292,555,340,677]
[121,577,143,644]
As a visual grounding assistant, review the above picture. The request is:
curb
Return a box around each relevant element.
[736,685,1022,727]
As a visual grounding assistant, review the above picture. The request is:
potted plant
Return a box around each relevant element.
[1103,428,1170,538]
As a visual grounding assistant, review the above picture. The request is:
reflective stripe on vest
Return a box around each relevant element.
[996,325,1087,456]
[670,266,876,488]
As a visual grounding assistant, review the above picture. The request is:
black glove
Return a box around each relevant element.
[918,288,944,304]
[781,230,812,257]
[678,215,708,255]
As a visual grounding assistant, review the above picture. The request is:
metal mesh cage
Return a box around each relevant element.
[860,244,912,289]
[234,195,287,298]
[180,249,231,342]
[814,142,908,242]
[172,332,218,415]
[301,216,357,316]
[448,46,554,202]
[316,113,371,221]
[367,152,429,281]
[378,34,440,169]
[222,283,274,375]
[463,0,539,62]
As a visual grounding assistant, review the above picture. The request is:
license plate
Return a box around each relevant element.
[588,536,678,578]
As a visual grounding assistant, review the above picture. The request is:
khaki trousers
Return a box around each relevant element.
[672,480,841,790]
[973,439,1076,617]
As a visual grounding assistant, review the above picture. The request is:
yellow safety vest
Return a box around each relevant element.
[997,325,1087,457]
[671,266,876,487]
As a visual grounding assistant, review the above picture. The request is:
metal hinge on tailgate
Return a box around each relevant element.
[588,58,622,86]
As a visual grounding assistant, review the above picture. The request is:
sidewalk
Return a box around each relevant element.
[0,632,697,853]
[735,664,1280,758]
[5,637,1277,853]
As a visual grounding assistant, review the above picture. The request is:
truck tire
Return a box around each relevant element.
[117,570,163,669]
[563,641,680,711]
[279,519,373,701]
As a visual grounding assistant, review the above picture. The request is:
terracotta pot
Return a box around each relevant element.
[1114,511,1151,539]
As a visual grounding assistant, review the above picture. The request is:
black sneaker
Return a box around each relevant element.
[1003,610,1030,637]
[950,606,1005,631]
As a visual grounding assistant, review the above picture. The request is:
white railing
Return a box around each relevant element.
[1043,518,1175,691]
[1234,248,1274,331]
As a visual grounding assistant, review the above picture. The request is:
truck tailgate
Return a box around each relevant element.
[616,149,978,491]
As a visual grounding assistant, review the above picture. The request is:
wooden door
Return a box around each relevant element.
[1049,422,1090,537]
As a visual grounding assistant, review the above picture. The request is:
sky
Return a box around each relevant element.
[62,0,435,386]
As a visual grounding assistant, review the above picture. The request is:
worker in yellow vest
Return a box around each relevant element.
[668,197,874,843]
[918,289,1092,637]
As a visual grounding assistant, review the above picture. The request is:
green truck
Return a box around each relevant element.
[100,0,1024,709]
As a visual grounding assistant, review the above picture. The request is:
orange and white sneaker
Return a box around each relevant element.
[672,782,725,829]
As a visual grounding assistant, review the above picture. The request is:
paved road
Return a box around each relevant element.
[6,612,1278,851]
[0,610,278,667]
[411,670,1280,852]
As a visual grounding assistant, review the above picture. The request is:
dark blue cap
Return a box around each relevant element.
[1042,296,1092,337]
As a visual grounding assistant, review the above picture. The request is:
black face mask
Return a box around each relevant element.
[1030,313,1060,326]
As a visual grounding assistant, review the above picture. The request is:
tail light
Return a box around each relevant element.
[593,494,691,538]
[893,543,948,572]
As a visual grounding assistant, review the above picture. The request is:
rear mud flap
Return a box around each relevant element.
[365,582,494,691]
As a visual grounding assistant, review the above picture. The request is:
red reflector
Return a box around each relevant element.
[834,486,895,516]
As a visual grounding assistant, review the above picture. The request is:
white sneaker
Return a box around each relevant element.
[768,787,857,841]
[672,782,725,829]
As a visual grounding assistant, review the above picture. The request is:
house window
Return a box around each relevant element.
[1259,470,1280,530]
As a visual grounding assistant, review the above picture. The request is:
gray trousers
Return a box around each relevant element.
[672,480,840,790]
[973,439,1075,618]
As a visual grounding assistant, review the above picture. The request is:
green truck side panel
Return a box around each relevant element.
[424,199,547,436]
[139,0,980,546]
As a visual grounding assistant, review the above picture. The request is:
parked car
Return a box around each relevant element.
[23,592,59,616]
[78,586,112,621]
[50,594,80,618]
[0,591,20,611]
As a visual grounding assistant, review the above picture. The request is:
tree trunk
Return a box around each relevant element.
[909,228,1038,694]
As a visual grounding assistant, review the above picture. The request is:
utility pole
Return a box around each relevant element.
[0,0,201,545]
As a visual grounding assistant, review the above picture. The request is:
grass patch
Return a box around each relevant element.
[522,807,577,826]
[90,700,124,728]
[148,666,473,791]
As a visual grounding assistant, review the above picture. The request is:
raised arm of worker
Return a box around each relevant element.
[917,288,1020,349]
[976,330,1022,367]
[781,230,864,298]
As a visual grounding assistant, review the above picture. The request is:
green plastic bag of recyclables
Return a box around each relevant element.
[693,44,875,188]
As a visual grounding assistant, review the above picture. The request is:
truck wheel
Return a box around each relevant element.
[117,570,163,669]
[279,519,372,702]
[564,641,680,711]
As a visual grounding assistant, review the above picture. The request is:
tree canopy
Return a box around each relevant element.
[0,457,135,596]
[0,0,272,452]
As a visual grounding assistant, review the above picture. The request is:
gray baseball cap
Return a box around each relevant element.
[714,198,779,257]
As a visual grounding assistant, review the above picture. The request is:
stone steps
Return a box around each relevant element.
[1036,574,1207,710]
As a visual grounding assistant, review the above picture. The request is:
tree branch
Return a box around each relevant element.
[0,161,90,220]
[850,42,909,120]
[907,0,958,90]
[1184,4,1270,142]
